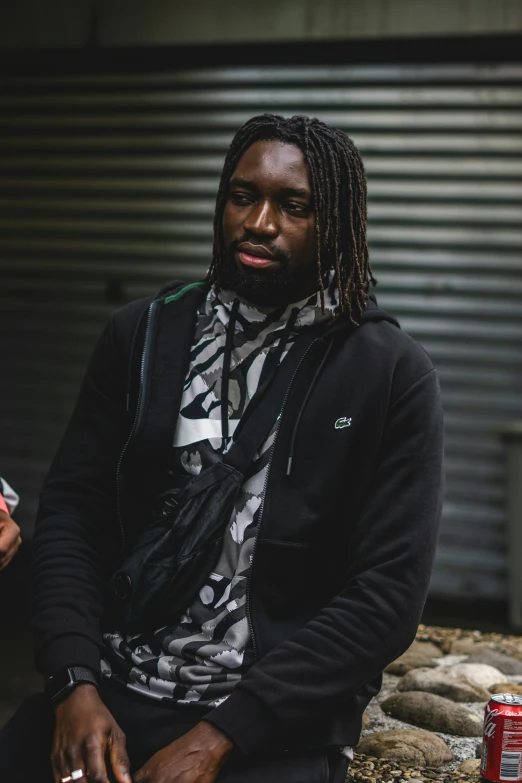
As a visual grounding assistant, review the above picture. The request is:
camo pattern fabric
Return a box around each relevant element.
[102,282,336,706]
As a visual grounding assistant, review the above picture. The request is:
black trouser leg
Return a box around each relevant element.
[0,692,54,782]
[0,681,205,782]
[218,748,349,783]
[0,680,349,783]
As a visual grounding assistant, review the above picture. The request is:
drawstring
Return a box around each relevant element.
[286,338,334,477]
[221,298,240,443]
[230,307,300,442]
[254,307,299,403]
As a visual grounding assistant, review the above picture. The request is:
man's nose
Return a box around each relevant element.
[243,199,278,238]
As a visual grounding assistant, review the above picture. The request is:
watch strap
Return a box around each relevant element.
[70,665,99,684]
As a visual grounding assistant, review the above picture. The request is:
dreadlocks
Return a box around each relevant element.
[208,113,376,324]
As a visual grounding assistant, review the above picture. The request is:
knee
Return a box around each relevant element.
[0,692,53,780]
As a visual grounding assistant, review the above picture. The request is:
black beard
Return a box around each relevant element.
[219,239,317,307]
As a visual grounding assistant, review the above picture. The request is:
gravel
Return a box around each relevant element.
[347,623,522,782]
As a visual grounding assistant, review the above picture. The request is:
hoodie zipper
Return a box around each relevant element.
[245,336,320,662]
[116,300,157,553]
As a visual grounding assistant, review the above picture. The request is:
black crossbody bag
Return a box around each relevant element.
[109,326,317,633]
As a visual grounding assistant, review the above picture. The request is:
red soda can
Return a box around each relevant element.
[481,693,522,781]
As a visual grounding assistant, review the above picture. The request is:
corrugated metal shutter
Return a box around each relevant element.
[1,63,521,600]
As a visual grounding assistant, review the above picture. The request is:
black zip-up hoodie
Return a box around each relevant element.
[31,281,443,756]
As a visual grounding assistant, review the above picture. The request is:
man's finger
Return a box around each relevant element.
[83,735,110,783]
[0,536,21,571]
[50,749,62,783]
[133,765,147,783]
[0,521,21,555]
[63,745,87,783]
[109,731,132,783]
[51,748,75,783]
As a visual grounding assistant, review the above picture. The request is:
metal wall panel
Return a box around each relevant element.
[1,63,521,600]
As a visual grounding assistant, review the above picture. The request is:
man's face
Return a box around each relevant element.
[221,140,318,307]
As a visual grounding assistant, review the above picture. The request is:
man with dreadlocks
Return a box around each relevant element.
[1,115,443,783]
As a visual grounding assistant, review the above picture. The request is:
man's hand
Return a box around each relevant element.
[134,721,234,783]
[52,684,131,783]
[0,510,21,571]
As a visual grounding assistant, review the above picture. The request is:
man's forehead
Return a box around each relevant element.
[229,140,311,192]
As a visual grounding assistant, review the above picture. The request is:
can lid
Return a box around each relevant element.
[491,693,522,706]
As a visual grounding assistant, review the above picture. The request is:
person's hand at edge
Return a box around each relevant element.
[0,509,22,571]
[134,721,234,783]
[52,684,131,783]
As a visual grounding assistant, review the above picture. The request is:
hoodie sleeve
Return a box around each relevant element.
[30,313,129,679]
[206,366,444,755]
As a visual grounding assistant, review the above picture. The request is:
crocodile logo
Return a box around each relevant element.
[335,417,352,430]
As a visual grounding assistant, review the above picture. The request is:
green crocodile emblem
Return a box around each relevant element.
[335,417,352,430]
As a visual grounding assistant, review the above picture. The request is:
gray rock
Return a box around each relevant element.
[450,639,495,656]
[397,667,490,702]
[476,742,483,759]
[356,728,453,767]
[447,663,507,690]
[489,682,522,695]
[384,652,438,676]
[362,709,371,730]
[457,758,481,775]
[406,640,444,658]
[467,649,522,675]
[381,691,484,737]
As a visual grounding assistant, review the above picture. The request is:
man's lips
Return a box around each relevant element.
[237,251,279,269]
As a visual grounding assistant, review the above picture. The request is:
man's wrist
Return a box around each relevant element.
[198,721,234,760]
[54,682,100,714]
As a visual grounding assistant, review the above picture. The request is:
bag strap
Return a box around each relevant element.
[223,329,320,474]
[133,282,208,476]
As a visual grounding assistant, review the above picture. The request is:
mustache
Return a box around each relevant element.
[227,235,289,264]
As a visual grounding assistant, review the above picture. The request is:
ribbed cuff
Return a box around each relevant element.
[205,688,281,757]
[37,634,102,679]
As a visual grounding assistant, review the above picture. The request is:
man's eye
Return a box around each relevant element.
[231,193,253,205]
[286,203,309,213]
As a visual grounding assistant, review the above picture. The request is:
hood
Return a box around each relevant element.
[158,282,398,330]
[322,291,400,340]
[361,292,400,328]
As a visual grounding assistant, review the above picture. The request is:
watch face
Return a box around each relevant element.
[48,668,73,698]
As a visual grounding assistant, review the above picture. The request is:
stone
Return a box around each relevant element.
[362,710,371,729]
[488,682,522,696]
[381,691,484,736]
[446,663,507,690]
[397,667,490,702]
[406,640,444,658]
[450,639,495,656]
[467,649,522,675]
[355,728,453,767]
[457,758,481,775]
[385,652,438,676]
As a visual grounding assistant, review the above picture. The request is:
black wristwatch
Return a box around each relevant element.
[46,666,99,705]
